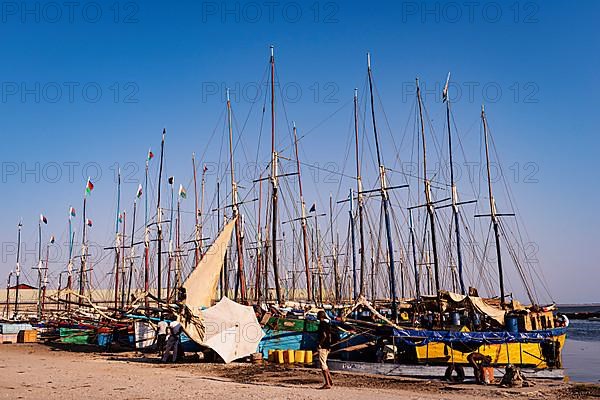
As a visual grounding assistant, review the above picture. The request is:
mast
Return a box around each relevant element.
[119,211,127,308]
[127,194,138,306]
[78,187,88,304]
[175,190,182,294]
[5,271,12,318]
[481,106,506,308]
[14,221,22,318]
[156,128,166,301]
[144,151,150,309]
[37,217,43,319]
[330,194,340,302]
[293,122,312,301]
[444,73,466,295]
[409,210,420,300]
[367,53,398,319]
[67,212,74,311]
[349,188,358,299]
[255,175,263,302]
[313,208,324,305]
[114,170,121,311]
[416,78,441,298]
[167,176,175,300]
[227,88,247,302]
[200,164,207,258]
[42,236,51,316]
[217,181,228,297]
[269,45,282,304]
[353,88,366,296]
[192,153,200,266]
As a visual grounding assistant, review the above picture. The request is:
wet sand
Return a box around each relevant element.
[0,344,598,400]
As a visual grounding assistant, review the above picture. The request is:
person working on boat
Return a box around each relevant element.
[156,315,168,356]
[316,310,333,389]
[162,319,182,363]
[467,352,492,384]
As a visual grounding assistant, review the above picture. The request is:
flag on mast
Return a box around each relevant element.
[85,178,94,195]
[147,149,154,161]
[86,219,93,227]
[136,184,143,199]
[69,207,76,218]
[50,235,55,244]
[40,214,48,224]
[179,184,187,199]
[442,72,450,103]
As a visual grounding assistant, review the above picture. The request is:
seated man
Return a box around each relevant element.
[467,352,492,384]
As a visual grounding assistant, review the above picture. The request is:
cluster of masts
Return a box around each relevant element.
[5,47,519,322]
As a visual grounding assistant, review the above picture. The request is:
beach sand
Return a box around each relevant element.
[0,344,598,400]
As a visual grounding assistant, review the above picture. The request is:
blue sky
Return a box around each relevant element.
[0,0,598,303]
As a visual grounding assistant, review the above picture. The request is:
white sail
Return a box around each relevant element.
[178,217,236,345]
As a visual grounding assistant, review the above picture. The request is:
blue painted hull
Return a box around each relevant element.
[258,328,318,358]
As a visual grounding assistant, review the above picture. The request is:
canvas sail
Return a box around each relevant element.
[178,217,236,344]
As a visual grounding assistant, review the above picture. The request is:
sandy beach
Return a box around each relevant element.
[1,344,598,400]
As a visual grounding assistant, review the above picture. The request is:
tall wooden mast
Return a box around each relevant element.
[113,170,121,311]
[227,88,247,302]
[409,209,420,300]
[119,211,127,308]
[416,78,441,297]
[78,181,89,304]
[192,153,200,266]
[367,53,398,319]
[13,221,22,317]
[330,194,340,302]
[156,129,166,301]
[292,122,312,301]
[67,212,73,310]
[126,192,138,306]
[37,216,43,319]
[353,88,366,296]
[143,153,150,309]
[269,45,282,304]
[167,176,175,300]
[255,174,263,302]
[481,106,506,308]
[349,188,358,299]
[443,73,466,295]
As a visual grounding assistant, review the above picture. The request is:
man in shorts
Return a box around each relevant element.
[316,310,333,389]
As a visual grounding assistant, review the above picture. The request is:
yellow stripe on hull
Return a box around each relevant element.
[415,333,566,369]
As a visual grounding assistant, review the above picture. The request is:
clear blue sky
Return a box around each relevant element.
[0,0,597,303]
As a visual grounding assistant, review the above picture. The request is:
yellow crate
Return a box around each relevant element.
[18,330,37,343]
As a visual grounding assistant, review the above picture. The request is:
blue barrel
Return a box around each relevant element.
[97,333,113,347]
[450,312,461,326]
[505,315,519,333]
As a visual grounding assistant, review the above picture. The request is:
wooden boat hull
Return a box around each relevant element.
[258,317,318,358]
[395,327,567,368]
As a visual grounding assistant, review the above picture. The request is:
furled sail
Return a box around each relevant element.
[178,217,236,344]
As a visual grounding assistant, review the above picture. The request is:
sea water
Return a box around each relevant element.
[562,318,600,382]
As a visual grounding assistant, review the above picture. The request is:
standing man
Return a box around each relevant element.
[316,310,333,389]
[162,318,182,363]
[156,315,168,356]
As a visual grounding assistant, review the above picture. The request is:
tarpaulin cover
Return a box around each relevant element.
[392,326,567,347]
